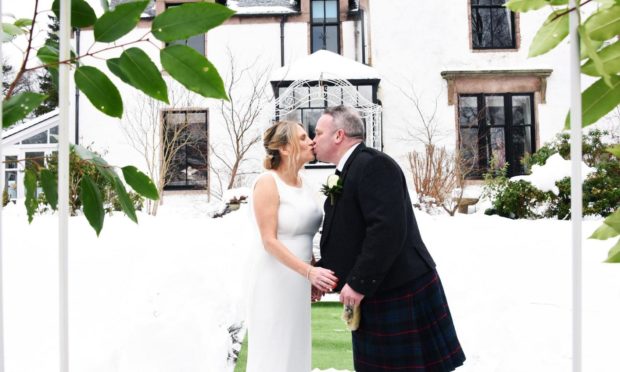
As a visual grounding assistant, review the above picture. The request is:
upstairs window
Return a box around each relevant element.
[471,0,516,49]
[311,0,340,53]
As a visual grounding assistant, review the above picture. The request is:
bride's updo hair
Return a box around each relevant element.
[263,121,303,170]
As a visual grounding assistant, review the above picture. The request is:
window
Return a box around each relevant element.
[4,156,18,200]
[458,93,534,178]
[162,110,209,190]
[311,0,340,53]
[166,4,205,55]
[20,125,58,145]
[471,0,516,49]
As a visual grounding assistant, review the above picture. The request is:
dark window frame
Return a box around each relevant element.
[310,0,341,54]
[471,0,516,50]
[162,109,210,191]
[458,92,535,178]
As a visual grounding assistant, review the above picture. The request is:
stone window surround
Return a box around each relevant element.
[441,69,552,182]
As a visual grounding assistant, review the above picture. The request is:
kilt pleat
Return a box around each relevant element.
[352,270,465,371]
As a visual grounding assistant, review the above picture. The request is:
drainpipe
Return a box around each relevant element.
[360,8,366,65]
[74,28,80,145]
[280,15,287,67]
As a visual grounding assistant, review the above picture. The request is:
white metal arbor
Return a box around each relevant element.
[271,77,383,150]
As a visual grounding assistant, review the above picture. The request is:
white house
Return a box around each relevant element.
[2,0,571,201]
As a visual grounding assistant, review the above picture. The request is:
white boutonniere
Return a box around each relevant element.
[321,174,343,206]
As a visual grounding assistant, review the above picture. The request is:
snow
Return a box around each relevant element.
[227,1,297,15]
[2,193,620,371]
[511,153,596,195]
[272,50,382,81]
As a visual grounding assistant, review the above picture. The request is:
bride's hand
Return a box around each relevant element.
[308,267,338,292]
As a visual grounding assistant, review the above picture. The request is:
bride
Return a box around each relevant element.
[246,121,338,371]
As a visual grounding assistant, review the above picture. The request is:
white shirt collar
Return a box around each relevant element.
[336,143,361,172]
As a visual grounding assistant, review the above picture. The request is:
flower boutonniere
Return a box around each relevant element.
[321,174,343,206]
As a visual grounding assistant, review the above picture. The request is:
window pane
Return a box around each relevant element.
[485,96,505,126]
[187,111,207,125]
[471,8,492,48]
[325,1,338,22]
[460,128,480,175]
[459,96,479,127]
[167,149,187,186]
[294,86,310,108]
[22,131,48,144]
[327,86,344,106]
[283,110,302,123]
[491,8,514,48]
[5,156,18,169]
[49,126,59,143]
[312,25,325,52]
[302,109,324,140]
[5,171,18,199]
[490,127,506,170]
[25,151,45,169]
[358,85,373,103]
[187,34,205,55]
[310,86,325,107]
[185,140,208,187]
[325,25,338,53]
[492,0,507,5]
[511,126,533,175]
[312,1,325,21]
[512,96,532,125]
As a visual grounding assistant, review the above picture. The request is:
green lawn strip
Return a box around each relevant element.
[234,302,353,371]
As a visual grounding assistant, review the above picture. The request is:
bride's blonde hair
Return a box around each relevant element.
[263,121,303,171]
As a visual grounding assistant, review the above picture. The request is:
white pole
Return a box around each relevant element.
[569,1,582,372]
[0,0,6,369]
[58,0,71,370]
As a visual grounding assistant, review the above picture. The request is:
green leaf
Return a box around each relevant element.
[80,174,105,236]
[94,1,149,42]
[594,0,619,9]
[2,22,25,36]
[607,144,620,157]
[52,0,97,29]
[73,144,117,183]
[584,5,620,41]
[529,10,569,57]
[14,18,33,27]
[152,2,235,42]
[106,58,132,84]
[589,222,620,240]
[40,169,58,210]
[112,179,138,223]
[505,0,548,12]
[74,66,123,118]
[24,168,37,224]
[116,48,169,103]
[580,37,603,60]
[604,238,620,263]
[160,45,228,100]
[547,0,568,5]
[37,40,76,66]
[2,92,48,128]
[604,207,620,232]
[564,75,620,128]
[581,40,620,76]
[578,25,612,85]
[122,166,159,200]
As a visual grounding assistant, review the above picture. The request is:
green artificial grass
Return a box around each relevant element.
[234,302,353,371]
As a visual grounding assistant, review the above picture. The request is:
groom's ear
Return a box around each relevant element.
[334,128,345,144]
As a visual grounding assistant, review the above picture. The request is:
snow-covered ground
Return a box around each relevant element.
[1,194,619,371]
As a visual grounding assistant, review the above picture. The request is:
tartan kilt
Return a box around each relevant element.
[352,270,465,372]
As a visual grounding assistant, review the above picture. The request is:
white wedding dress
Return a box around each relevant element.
[246,171,323,372]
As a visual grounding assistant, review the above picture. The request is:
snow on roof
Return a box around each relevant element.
[271,50,381,82]
[2,109,59,143]
[227,0,297,15]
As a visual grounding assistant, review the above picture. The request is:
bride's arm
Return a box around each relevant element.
[253,175,337,292]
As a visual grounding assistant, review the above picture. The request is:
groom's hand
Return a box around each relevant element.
[311,286,325,302]
[339,284,364,307]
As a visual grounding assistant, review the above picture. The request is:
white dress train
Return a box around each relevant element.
[246,171,322,372]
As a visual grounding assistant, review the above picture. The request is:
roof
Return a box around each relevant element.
[271,50,381,82]
[1,109,59,146]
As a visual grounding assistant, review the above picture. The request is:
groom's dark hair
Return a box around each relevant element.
[324,105,365,141]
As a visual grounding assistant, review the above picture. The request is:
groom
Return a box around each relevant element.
[313,105,465,371]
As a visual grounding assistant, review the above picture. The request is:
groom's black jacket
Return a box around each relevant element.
[317,143,436,298]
